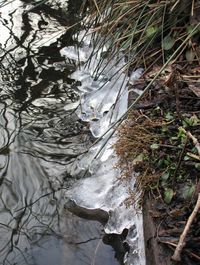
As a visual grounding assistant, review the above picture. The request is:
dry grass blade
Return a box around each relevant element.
[84,0,197,73]
[114,111,163,203]
[91,0,101,16]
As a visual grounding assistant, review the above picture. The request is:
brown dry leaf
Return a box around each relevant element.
[188,84,200,97]
[149,210,162,218]
[144,65,168,79]
[169,209,183,218]
[164,69,176,88]
[144,65,174,88]
[188,66,200,74]
[144,65,162,79]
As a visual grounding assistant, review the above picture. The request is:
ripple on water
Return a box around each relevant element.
[0,0,124,264]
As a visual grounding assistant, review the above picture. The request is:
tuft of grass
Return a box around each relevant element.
[114,110,164,204]
[115,106,200,206]
[84,0,200,71]
[71,0,200,208]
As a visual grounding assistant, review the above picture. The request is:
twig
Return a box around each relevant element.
[172,193,200,261]
[186,152,200,161]
[160,240,200,261]
[181,127,200,156]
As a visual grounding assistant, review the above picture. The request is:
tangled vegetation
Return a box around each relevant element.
[115,104,200,205]
[83,0,200,204]
[83,1,200,263]
[86,0,200,70]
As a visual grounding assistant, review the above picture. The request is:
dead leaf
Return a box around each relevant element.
[169,209,183,218]
[186,49,196,64]
[149,210,162,218]
[188,84,200,97]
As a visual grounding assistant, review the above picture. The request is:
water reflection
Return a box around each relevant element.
[0,1,123,264]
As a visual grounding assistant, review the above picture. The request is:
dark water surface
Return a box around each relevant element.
[0,1,123,264]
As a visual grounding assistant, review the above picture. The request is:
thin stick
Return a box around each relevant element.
[91,0,101,16]
[160,240,200,261]
[171,128,200,260]
[172,193,200,261]
[181,127,200,156]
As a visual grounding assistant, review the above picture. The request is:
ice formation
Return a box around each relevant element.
[61,31,146,265]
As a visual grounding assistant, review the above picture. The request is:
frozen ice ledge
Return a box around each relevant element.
[61,31,145,265]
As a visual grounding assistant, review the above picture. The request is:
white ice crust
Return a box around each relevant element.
[61,31,146,265]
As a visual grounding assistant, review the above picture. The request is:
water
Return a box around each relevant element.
[0,1,125,264]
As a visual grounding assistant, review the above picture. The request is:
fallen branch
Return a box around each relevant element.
[171,193,200,261]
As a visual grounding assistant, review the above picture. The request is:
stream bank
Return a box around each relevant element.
[121,72,200,265]
[83,1,200,264]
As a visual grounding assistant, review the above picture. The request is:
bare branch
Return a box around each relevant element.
[172,193,200,261]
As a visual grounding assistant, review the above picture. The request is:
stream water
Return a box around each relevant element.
[0,1,145,265]
[0,1,126,264]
